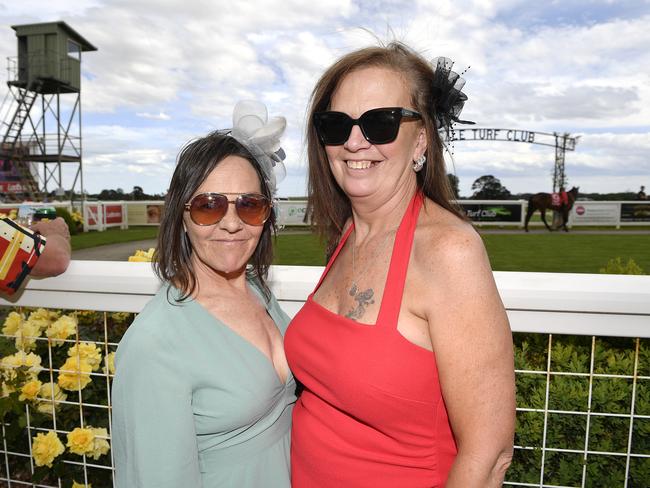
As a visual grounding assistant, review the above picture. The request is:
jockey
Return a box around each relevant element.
[559,187,569,207]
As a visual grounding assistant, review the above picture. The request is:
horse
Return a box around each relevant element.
[524,186,579,232]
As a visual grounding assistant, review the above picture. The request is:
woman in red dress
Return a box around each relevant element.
[284,43,515,487]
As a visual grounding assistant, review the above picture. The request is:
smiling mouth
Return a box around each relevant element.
[346,160,379,170]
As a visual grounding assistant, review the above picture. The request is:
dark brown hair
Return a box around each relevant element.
[306,42,465,255]
[154,132,276,302]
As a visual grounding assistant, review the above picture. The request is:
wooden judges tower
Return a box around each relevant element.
[0,21,96,201]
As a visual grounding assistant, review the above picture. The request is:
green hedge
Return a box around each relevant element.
[509,333,650,487]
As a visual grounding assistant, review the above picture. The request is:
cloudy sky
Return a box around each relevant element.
[1,0,649,197]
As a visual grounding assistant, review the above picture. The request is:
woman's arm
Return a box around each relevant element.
[112,323,202,488]
[424,227,515,487]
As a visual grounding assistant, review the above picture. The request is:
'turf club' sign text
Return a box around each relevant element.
[456,128,535,143]
[450,128,577,150]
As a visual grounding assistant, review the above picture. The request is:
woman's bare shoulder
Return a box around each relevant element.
[410,199,507,336]
[413,199,486,272]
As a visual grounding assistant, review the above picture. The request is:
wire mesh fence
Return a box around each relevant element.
[2,306,649,487]
[0,307,132,488]
[506,333,650,487]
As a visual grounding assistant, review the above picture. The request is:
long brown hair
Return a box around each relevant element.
[154,132,276,302]
[306,42,465,255]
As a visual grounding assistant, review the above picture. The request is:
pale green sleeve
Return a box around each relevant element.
[112,320,202,488]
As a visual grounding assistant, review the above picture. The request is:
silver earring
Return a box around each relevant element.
[413,154,426,172]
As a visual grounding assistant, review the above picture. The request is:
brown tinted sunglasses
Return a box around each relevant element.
[184,192,272,226]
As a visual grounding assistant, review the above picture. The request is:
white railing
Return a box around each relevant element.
[2,263,650,488]
[8,262,649,334]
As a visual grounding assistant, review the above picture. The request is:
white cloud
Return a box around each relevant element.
[0,0,648,196]
[476,83,640,124]
[136,111,171,121]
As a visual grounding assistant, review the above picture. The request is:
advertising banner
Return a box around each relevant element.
[104,204,124,225]
[277,201,308,226]
[146,204,163,224]
[571,203,619,225]
[126,204,146,225]
[621,202,650,222]
[85,204,100,226]
[126,202,164,226]
[461,203,522,223]
[0,181,25,194]
[0,158,23,196]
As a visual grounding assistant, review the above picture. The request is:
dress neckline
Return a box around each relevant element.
[309,191,424,329]
[167,282,293,386]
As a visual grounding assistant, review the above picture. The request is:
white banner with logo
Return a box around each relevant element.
[277,201,309,226]
[570,202,620,225]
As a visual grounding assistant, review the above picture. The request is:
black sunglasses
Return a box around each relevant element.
[184,192,272,227]
[313,107,422,145]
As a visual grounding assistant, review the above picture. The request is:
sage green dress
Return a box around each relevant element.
[112,281,296,488]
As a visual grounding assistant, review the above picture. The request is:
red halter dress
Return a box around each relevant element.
[285,192,457,487]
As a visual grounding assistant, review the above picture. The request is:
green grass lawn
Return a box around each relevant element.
[274,232,649,273]
[274,233,328,266]
[481,233,650,273]
[71,226,159,251]
[72,227,649,273]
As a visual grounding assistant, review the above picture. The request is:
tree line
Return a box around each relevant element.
[448,174,645,201]
[71,179,644,202]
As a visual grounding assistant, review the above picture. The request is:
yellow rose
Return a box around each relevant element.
[29,308,60,320]
[46,315,78,346]
[36,382,67,415]
[128,248,155,262]
[15,319,42,352]
[1,351,41,370]
[103,352,116,375]
[88,427,110,459]
[68,342,103,372]
[19,379,42,401]
[57,356,93,391]
[66,426,110,460]
[1,351,42,381]
[110,312,131,324]
[2,381,15,397]
[75,310,98,319]
[66,427,95,456]
[32,431,64,467]
[27,308,60,332]
[2,311,24,335]
[127,255,149,262]
[72,482,91,488]
[71,211,84,225]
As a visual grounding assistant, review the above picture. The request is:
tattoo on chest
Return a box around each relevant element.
[345,283,375,320]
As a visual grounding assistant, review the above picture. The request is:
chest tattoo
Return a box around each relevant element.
[345,283,375,321]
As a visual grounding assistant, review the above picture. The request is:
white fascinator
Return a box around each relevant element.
[229,100,287,195]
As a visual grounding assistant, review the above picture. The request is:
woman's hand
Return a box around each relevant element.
[31,217,71,277]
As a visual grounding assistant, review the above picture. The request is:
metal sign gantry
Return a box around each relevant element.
[450,128,579,191]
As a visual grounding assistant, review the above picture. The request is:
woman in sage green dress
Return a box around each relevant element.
[112,101,296,488]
